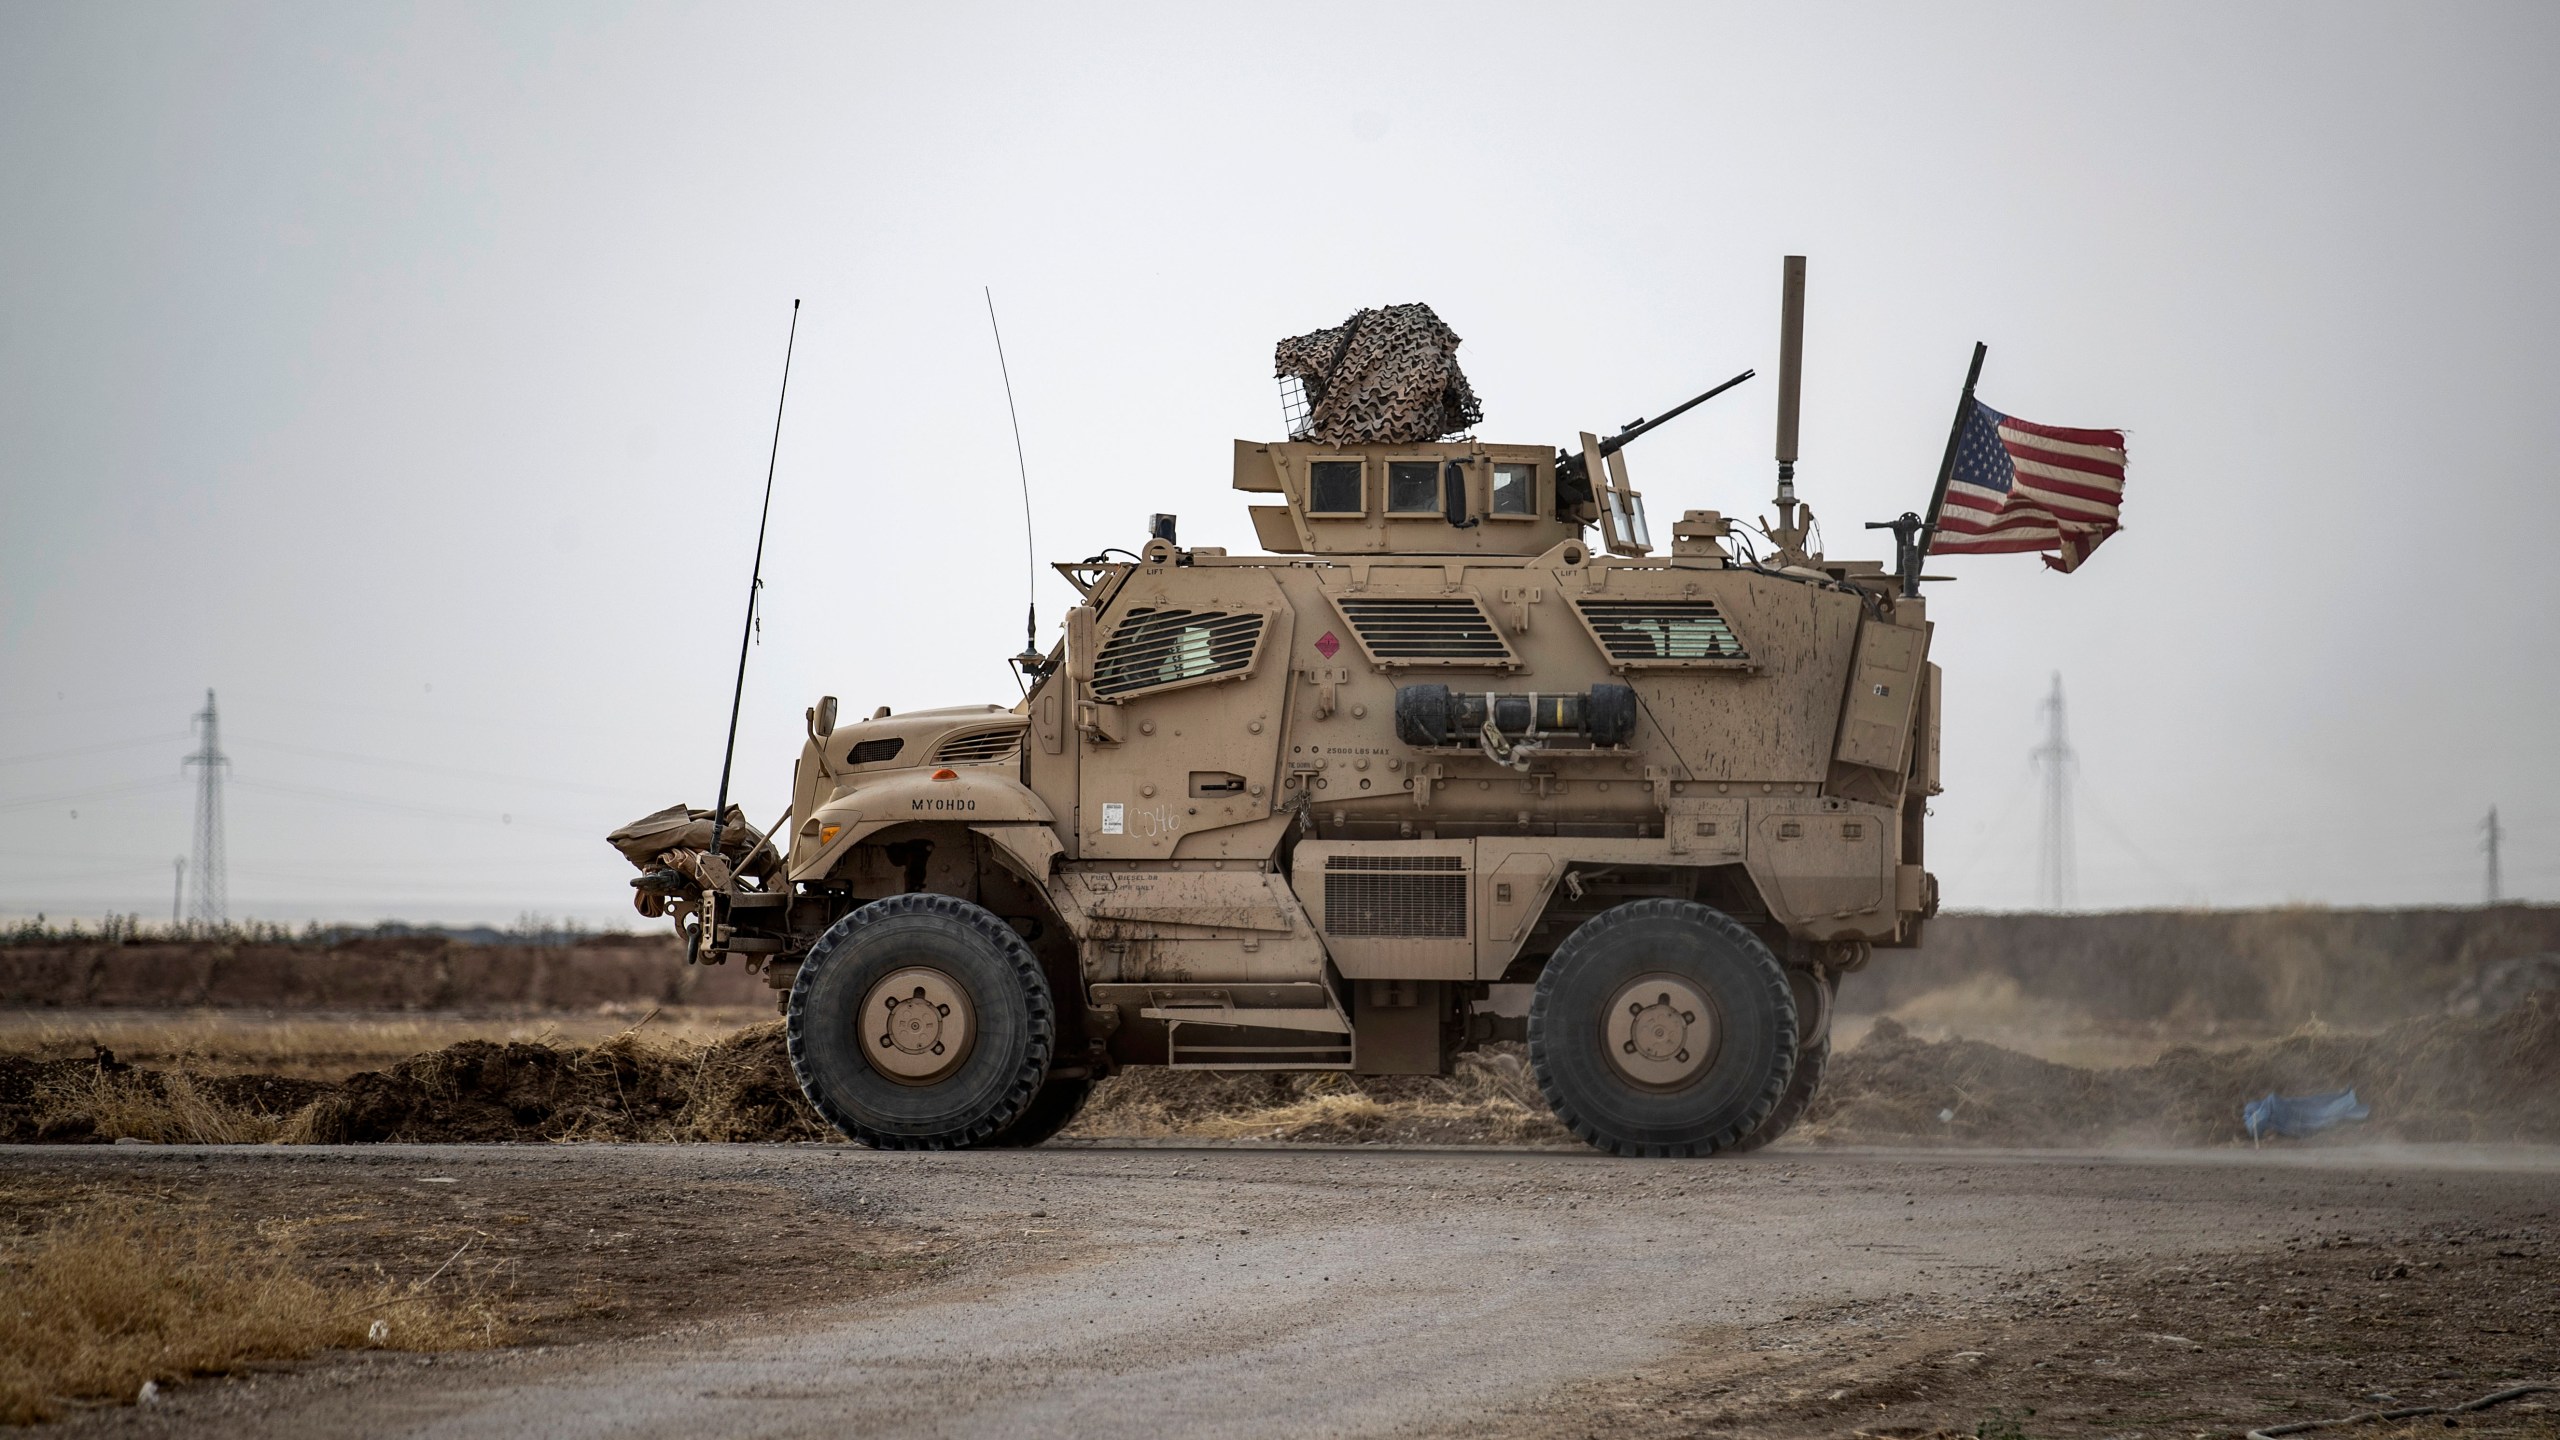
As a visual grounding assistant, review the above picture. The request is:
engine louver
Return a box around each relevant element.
[934,728,1023,764]
[1092,609,1266,699]
[1322,853,1467,938]
[1333,596,1516,668]
[1574,599,1749,665]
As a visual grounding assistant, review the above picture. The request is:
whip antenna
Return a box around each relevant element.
[984,287,1045,684]
[708,298,801,868]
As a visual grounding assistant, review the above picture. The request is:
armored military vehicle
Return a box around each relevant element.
[618,261,1941,1155]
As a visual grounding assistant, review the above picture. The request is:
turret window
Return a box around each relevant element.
[1387,461,1441,514]
[1307,460,1365,515]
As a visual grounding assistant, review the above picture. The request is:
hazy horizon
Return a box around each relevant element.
[6,2,2556,926]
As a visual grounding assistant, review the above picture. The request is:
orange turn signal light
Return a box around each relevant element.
[818,824,841,845]
[931,768,959,781]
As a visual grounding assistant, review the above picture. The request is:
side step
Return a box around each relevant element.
[1089,982,1354,1070]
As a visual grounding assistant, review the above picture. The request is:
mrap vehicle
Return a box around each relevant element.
[618,266,1941,1156]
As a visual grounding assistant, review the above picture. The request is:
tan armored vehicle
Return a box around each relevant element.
[620,262,1941,1155]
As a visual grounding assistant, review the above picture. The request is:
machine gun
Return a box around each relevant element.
[1552,368,1756,514]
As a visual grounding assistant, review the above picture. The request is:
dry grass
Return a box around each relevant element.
[1071,1046,1572,1145]
[0,1007,773,1081]
[0,1203,509,1424]
[38,1070,289,1144]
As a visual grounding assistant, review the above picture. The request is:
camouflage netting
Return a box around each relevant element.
[1275,302,1483,446]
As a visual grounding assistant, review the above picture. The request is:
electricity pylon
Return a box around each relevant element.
[183,690,229,927]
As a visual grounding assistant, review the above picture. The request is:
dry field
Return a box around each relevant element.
[5,990,2556,1152]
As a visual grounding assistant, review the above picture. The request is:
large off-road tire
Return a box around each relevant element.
[1528,899,1798,1158]
[786,893,1054,1150]
[1729,1034,1828,1152]
[981,1075,1093,1148]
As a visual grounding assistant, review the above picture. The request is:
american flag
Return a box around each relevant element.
[1933,399,2126,573]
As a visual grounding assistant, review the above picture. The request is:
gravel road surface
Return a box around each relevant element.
[27,1142,2560,1439]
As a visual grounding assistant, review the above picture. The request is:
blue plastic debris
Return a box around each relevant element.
[2242,1088,2371,1142]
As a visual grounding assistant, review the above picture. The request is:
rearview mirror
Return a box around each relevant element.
[810,695,839,739]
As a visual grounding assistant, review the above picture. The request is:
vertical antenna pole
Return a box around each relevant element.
[1773,255,1806,530]
[984,288,1042,678]
[171,858,184,929]
[708,299,802,869]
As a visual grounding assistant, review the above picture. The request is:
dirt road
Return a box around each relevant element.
[24,1142,2560,1439]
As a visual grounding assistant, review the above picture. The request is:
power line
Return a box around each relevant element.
[225,736,630,797]
[0,731,192,767]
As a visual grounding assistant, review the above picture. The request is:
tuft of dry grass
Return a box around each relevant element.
[36,1070,288,1145]
[0,1203,509,1424]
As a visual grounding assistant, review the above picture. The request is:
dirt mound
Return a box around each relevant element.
[295,1025,829,1143]
[1808,992,2560,1146]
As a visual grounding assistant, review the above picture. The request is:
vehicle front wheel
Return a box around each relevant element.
[1528,899,1797,1157]
[981,1075,1093,1147]
[786,893,1054,1149]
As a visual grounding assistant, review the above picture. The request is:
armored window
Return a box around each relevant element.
[1331,594,1518,668]
[1091,607,1267,699]
[847,737,905,765]
[1307,460,1365,515]
[1573,599,1750,668]
[1490,463,1536,516]
[1387,461,1440,514]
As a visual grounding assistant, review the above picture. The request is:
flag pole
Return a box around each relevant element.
[1908,341,1988,594]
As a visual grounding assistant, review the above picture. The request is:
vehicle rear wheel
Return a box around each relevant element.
[1729,1034,1828,1152]
[786,893,1054,1149]
[1528,899,1796,1157]
[981,1075,1093,1147]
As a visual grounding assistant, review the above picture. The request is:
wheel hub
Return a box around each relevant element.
[861,966,975,1085]
[1603,973,1718,1090]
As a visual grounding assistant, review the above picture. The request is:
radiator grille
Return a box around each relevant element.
[1575,600,1748,663]
[1322,854,1467,938]
[1335,596,1514,666]
[1092,609,1264,698]
[933,728,1023,764]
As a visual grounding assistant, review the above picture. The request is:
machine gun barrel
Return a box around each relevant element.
[1554,369,1755,504]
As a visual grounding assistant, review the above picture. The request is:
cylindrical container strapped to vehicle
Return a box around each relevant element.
[1391,683,1639,749]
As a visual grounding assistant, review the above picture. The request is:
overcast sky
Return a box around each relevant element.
[5,2,2556,926]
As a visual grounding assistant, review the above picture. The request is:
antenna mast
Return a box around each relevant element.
[1767,255,1816,565]
[707,300,802,868]
[984,288,1046,682]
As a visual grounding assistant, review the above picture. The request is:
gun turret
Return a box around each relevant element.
[1552,368,1755,515]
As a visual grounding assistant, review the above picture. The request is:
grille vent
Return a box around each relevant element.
[1335,596,1514,667]
[1322,854,1467,938]
[847,737,904,765]
[1093,609,1265,699]
[1575,600,1748,664]
[933,728,1022,765]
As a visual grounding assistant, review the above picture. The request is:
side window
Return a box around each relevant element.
[1490,462,1536,516]
[1387,461,1440,514]
[1307,460,1365,515]
[1092,608,1268,698]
